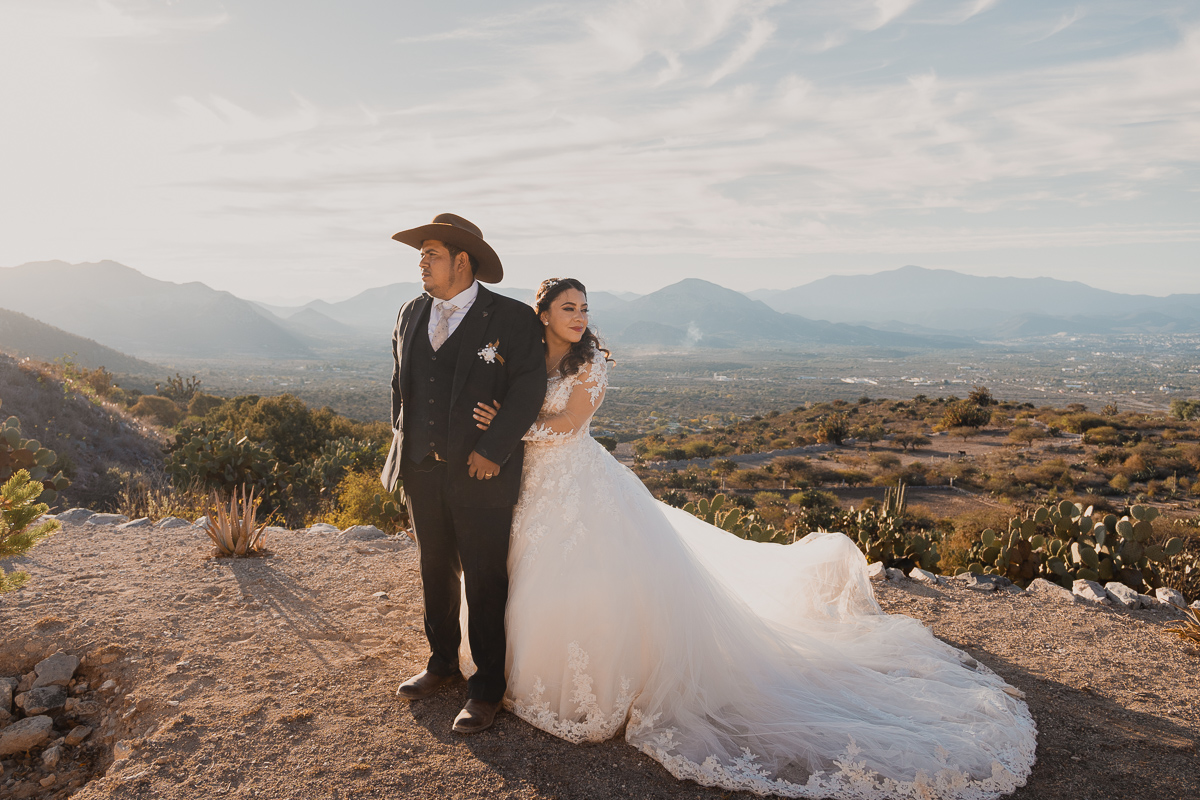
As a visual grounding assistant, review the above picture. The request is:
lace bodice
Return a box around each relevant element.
[522,349,609,444]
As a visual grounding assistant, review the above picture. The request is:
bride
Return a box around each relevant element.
[469,277,1036,799]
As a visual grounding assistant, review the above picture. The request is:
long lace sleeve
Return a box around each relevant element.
[523,354,608,443]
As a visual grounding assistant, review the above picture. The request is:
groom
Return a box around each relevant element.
[382,213,546,733]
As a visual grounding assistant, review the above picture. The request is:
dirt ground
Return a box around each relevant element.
[2,517,1198,800]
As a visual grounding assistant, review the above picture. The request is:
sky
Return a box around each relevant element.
[1,0,1198,304]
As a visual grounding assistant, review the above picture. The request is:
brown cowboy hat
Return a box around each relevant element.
[392,213,503,284]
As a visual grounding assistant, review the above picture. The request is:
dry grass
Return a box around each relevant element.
[202,486,269,557]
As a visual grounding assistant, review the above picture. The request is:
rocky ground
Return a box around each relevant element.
[1,513,1198,800]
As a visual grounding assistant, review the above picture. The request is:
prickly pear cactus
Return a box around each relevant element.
[968,500,1184,592]
[683,493,790,544]
[0,398,70,506]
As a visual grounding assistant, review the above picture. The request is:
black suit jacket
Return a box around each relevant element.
[381,284,547,506]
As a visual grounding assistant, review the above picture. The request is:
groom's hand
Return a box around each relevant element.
[467,451,501,481]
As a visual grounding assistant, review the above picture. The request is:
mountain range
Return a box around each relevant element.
[2,260,1198,367]
[748,265,1200,336]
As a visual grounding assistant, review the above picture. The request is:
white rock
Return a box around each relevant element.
[1073,579,1113,605]
[33,652,79,688]
[1104,582,1141,609]
[55,508,96,524]
[0,715,54,756]
[306,522,340,535]
[1156,587,1186,609]
[1136,594,1161,610]
[115,518,151,531]
[155,517,192,529]
[193,516,211,529]
[866,562,886,582]
[1027,578,1077,602]
[1002,584,1025,595]
[41,744,62,768]
[85,513,129,526]
[99,679,117,692]
[909,567,938,584]
[1191,600,1200,610]
[113,740,134,761]
[885,567,905,582]
[342,525,387,541]
[371,591,389,600]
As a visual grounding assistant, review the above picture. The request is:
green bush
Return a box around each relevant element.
[939,400,991,430]
[328,470,409,533]
[1,469,61,592]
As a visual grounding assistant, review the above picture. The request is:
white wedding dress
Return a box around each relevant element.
[481,351,1036,798]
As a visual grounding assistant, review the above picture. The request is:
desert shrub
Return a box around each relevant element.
[188,392,226,418]
[130,395,185,427]
[328,470,409,533]
[1008,424,1047,447]
[871,452,901,470]
[594,435,617,452]
[939,400,991,430]
[1170,398,1200,421]
[659,489,689,508]
[0,469,61,592]
[1083,426,1120,446]
[683,441,715,459]
[939,507,1014,576]
[1058,413,1108,435]
[1108,473,1131,493]
[816,413,850,445]
[968,386,995,406]
[892,432,931,452]
[166,429,294,518]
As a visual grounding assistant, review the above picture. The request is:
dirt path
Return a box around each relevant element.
[2,518,1198,800]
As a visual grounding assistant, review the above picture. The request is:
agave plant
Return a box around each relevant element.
[1166,603,1200,646]
[203,486,269,557]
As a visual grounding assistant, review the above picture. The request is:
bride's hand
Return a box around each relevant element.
[473,400,501,430]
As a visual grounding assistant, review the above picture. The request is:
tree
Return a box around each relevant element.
[939,399,991,430]
[816,413,851,446]
[856,423,887,450]
[892,433,931,452]
[968,386,995,407]
[1,470,61,592]
[1170,398,1200,421]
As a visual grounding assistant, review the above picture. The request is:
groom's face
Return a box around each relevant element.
[418,240,462,299]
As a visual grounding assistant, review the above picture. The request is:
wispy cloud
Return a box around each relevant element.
[3,0,1199,297]
[1034,4,1086,42]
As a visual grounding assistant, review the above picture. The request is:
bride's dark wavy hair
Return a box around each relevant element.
[533,277,613,378]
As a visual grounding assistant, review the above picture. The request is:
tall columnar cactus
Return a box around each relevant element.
[968,500,1185,591]
[0,398,70,506]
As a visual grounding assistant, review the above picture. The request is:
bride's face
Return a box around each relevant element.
[541,288,589,345]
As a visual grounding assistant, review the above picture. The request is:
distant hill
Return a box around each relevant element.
[0,307,159,375]
[0,261,311,359]
[594,278,971,349]
[753,265,1200,334]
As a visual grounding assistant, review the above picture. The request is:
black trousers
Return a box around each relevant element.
[401,457,513,702]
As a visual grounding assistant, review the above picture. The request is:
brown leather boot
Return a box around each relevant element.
[452,699,500,734]
[395,670,462,700]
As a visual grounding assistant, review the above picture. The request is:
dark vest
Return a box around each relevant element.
[404,302,467,463]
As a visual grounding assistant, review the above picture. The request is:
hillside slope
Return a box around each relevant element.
[0,307,159,375]
[0,352,164,509]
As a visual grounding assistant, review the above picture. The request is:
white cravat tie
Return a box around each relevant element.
[430,302,458,351]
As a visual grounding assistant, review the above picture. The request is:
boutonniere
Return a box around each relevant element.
[478,340,505,364]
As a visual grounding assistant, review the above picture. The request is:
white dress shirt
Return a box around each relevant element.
[427,280,479,345]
